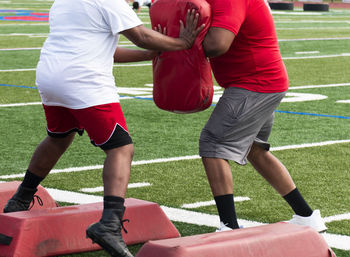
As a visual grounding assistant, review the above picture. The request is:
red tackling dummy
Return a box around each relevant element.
[150,0,213,113]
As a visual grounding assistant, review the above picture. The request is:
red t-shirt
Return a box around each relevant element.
[206,0,288,93]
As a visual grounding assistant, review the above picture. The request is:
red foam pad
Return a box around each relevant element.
[136,222,336,257]
[0,198,179,257]
[150,0,213,113]
[0,181,58,212]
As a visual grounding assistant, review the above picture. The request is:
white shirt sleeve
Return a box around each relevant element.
[101,0,142,35]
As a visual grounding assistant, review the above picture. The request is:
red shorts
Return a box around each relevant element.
[43,103,132,150]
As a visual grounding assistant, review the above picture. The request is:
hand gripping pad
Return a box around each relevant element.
[150,0,213,113]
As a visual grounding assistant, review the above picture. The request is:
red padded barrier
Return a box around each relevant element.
[150,0,213,113]
[136,222,336,257]
[0,198,179,257]
[0,181,58,212]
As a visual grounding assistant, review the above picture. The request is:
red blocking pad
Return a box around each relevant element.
[136,222,336,257]
[0,181,58,212]
[0,198,180,257]
[150,0,213,113]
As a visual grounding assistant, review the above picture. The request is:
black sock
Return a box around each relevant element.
[21,170,44,189]
[283,188,313,217]
[214,194,239,229]
[104,196,125,209]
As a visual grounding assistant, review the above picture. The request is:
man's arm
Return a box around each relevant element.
[113,47,157,63]
[121,9,204,52]
[202,27,235,58]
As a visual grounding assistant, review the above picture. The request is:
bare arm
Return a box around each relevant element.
[121,9,204,52]
[113,47,158,63]
[202,27,235,58]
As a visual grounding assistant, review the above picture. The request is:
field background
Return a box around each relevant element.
[0,0,349,256]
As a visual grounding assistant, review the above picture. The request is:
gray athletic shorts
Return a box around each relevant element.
[199,87,286,165]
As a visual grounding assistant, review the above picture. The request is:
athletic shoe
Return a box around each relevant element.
[216,222,233,232]
[86,208,133,257]
[215,222,244,232]
[288,209,327,233]
[3,185,41,213]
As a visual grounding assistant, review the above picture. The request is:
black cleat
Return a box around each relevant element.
[3,185,42,213]
[86,208,133,257]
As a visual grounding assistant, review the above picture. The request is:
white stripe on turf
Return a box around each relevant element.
[1,139,350,179]
[181,197,250,209]
[323,213,350,223]
[80,182,151,193]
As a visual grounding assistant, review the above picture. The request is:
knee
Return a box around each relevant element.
[247,143,266,163]
[105,144,134,159]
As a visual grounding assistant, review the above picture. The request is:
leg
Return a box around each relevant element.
[202,157,233,196]
[86,144,134,257]
[247,143,327,232]
[247,142,295,196]
[202,157,239,229]
[103,144,134,197]
[3,134,75,213]
[28,133,75,178]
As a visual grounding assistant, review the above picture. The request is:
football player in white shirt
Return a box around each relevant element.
[3,0,204,256]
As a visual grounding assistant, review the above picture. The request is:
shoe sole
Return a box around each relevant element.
[86,228,129,257]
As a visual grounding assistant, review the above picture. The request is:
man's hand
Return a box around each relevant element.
[121,9,204,51]
[179,9,205,49]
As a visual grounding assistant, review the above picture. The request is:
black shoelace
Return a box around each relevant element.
[121,219,130,233]
[28,195,43,210]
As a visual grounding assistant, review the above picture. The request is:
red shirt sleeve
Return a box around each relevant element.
[208,0,248,35]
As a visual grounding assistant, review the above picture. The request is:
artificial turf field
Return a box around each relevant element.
[0,0,350,256]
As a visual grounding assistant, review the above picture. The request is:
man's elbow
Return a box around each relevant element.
[203,43,230,58]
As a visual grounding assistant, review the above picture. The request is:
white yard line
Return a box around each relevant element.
[181,197,250,209]
[323,213,350,223]
[289,82,350,90]
[276,27,350,30]
[295,51,320,54]
[337,100,350,103]
[1,139,350,179]
[0,47,41,51]
[0,102,42,107]
[44,188,350,250]
[283,53,350,60]
[80,182,151,193]
[279,37,350,42]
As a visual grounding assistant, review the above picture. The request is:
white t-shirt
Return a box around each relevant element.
[36,0,142,109]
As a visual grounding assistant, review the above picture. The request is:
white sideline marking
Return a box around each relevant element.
[270,139,350,151]
[46,188,103,204]
[324,213,350,223]
[295,51,320,54]
[282,92,327,102]
[289,82,350,90]
[44,188,350,250]
[279,37,350,42]
[0,33,48,37]
[0,102,42,107]
[1,140,350,179]
[276,27,350,30]
[283,53,350,60]
[337,100,350,103]
[80,182,151,193]
[0,47,41,51]
[0,68,36,72]
[181,197,250,209]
